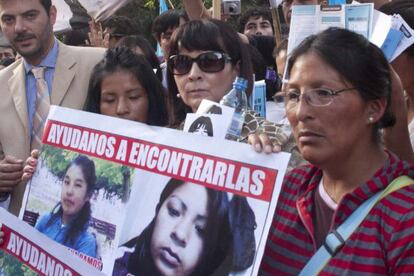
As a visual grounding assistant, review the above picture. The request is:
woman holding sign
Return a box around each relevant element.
[85,46,168,126]
[166,19,287,153]
[260,28,414,275]
[35,155,98,258]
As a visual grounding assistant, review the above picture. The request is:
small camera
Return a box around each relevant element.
[222,0,241,15]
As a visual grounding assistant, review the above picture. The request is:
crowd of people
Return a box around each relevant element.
[0,0,413,274]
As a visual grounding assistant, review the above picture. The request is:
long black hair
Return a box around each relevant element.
[127,178,232,275]
[85,47,169,126]
[46,155,96,246]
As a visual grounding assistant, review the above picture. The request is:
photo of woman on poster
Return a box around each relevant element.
[35,155,98,258]
[113,178,234,276]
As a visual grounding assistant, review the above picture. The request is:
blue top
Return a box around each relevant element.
[23,39,59,139]
[35,213,97,258]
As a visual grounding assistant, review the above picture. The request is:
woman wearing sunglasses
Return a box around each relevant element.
[166,19,286,152]
[260,28,414,275]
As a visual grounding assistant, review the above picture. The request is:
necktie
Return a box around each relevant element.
[31,66,50,150]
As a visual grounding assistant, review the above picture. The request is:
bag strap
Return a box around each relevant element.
[299,175,414,276]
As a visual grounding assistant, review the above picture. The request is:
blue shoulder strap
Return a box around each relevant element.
[299,175,414,275]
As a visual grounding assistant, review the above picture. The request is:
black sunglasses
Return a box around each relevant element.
[168,52,232,75]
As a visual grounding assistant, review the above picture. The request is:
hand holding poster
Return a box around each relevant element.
[19,106,290,275]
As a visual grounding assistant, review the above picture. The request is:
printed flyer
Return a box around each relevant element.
[0,208,102,275]
[18,106,290,275]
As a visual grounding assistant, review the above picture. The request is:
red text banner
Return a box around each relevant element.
[1,225,79,276]
[43,120,278,202]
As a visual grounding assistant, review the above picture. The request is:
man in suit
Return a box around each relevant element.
[0,0,105,215]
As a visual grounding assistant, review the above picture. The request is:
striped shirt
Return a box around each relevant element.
[260,152,414,275]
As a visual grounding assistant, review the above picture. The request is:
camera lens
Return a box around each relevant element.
[229,6,235,12]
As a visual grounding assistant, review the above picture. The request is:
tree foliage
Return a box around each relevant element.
[41,146,133,201]
[0,251,36,276]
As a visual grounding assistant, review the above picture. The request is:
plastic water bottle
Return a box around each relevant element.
[220,77,249,141]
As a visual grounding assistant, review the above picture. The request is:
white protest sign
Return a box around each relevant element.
[269,0,283,8]
[78,0,130,21]
[287,3,374,55]
[390,14,414,61]
[184,113,230,139]
[53,0,73,33]
[0,208,103,275]
[20,106,290,275]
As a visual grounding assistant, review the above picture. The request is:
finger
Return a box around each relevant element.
[28,156,38,167]
[89,20,97,32]
[88,32,95,43]
[98,22,104,33]
[2,155,23,164]
[258,133,273,154]
[0,186,15,192]
[23,165,35,174]
[0,170,23,181]
[273,144,282,153]
[0,163,23,173]
[27,157,37,167]
[103,33,110,48]
[31,149,40,158]
[248,134,263,153]
[22,172,34,182]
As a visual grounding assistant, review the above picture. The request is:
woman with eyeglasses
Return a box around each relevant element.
[260,28,414,275]
[166,19,287,152]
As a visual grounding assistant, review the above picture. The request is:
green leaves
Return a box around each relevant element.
[40,146,134,200]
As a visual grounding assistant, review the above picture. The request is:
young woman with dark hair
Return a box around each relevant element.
[85,46,168,126]
[113,178,232,276]
[35,155,97,257]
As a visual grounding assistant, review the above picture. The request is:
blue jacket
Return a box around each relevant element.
[36,213,97,258]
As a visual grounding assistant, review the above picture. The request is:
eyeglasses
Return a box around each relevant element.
[284,87,357,108]
[168,52,232,75]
